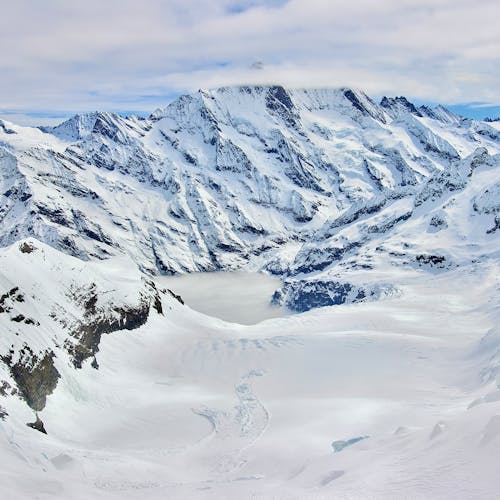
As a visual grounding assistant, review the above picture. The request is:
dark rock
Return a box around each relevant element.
[215,138,253,175]
[153,295,163,314]
[326,200,387,234]
[274,280,397,313]
[167,289,184,305]
[36,172,99,200]
[238,224,267,235]
[183,152,198,165]
[58,236,81,256]
[343,89,386,123]
[430,215,447,227]
[267,85,294,112]
[147,282,164,315]
[19,241,36,254]
[27,415,47,434]
[0,122,16,134]
[68,300,151,368]
[71,209,114,246]
[344,89,368,115]
[366,211,412,233]
[265,86,300,128]
[91,114,126,144]
[0,287,26,314]
[380,96,423,117]
[216,242,241,253]
[486,215,500,234]
[0,380,12,396]
[35,203,73,226]
[273,280,358,312]
[293,243,360,274]
[84,292,98,316]
[415,254,446,266]
[1,348,60,411]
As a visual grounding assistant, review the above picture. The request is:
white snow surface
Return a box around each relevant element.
[0,240,499,499]
[1,86,500,498]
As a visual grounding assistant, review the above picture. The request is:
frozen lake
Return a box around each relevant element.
[157,271,288,325]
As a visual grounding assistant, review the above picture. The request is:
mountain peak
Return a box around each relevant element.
[40,112,101,141]
[380,96,423,117]
[419,104,462,124]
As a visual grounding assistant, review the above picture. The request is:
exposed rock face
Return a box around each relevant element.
[1,348,59,411]
[273,280,399,313]
[166,289,184,305]
[381,96,423,117]
[26,415,47,434]
[58,278,165,369]
[415,254,447,267]
[18,241,36,253]
[273,280,359,312]
[68,299,151,369]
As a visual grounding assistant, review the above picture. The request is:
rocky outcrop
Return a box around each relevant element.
[0,240,170,417]
[62,280,164,368]
[27,415,47,434]
[67,300,151,369]
[272,280,399,313]
[1,347,60,411]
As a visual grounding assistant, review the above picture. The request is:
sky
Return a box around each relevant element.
[0,0,499,126]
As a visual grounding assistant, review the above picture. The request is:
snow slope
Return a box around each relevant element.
[0,239,498,499]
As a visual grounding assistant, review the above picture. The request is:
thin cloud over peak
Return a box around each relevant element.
[0,0,498,120]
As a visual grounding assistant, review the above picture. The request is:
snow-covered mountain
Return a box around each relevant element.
[1,86,499,498]
[2,86,499,305]
[1,86,497,274]
[2,85,499,314]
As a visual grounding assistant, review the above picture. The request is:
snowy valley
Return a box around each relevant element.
[0,85,499,498]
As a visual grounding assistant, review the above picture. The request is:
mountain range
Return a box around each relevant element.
[0,85,499,498]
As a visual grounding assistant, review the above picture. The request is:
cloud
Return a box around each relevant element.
[0,0,498,119]
[0,113,69,127]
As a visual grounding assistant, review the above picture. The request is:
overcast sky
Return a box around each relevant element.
[1,0,499,125]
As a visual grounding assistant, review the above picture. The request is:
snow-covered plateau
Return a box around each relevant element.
[0,85,499,498]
